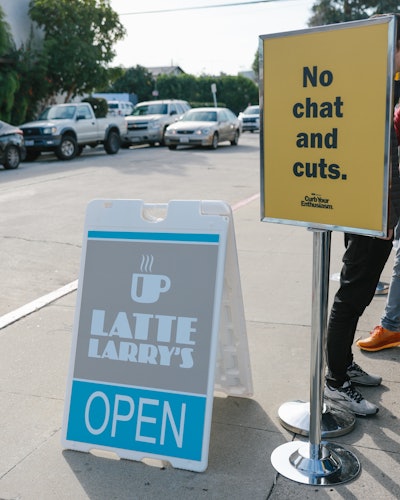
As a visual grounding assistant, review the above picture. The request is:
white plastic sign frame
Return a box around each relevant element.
[62,199,233,472]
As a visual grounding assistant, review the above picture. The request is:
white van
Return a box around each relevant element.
[108,100,134,116]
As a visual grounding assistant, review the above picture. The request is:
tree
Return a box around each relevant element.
[29,0,126,102]
[108,65,154,101]
[197,75,258,114]
[11,28,50,123]
[156,74,199,103]
[252,49,259,84]
[155,74,258,115]
[309,0,400,26]
[0,6,19,122]
[99,65,125,91]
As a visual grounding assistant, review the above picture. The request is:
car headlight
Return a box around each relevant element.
[43,126,58,135]
[195,128,210,135]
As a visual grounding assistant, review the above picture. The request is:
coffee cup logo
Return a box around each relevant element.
[131,273,171,303]
[131,255,171,304]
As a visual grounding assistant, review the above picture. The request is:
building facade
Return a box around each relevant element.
[1,0,33,48]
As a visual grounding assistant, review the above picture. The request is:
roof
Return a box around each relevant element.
[146,66,186,77]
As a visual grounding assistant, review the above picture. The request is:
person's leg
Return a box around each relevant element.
[357,241,400,351]
[326,234,393,387]
[382,242,400,330]
[326,300,357,387]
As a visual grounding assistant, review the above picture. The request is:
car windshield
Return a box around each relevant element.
[39,105,76,120]
[244,106,259,115]
[132,103,168,116]
[182,110,217,122]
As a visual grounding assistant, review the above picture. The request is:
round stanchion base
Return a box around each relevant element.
[271,441,361,485]
[278,400,356,438]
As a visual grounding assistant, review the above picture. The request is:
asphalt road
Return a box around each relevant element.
[0,132,261,317]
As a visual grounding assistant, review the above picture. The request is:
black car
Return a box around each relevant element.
[0,120,25,169]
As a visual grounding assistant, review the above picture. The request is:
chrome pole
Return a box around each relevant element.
[309,229,329,451]
[271,230,360,485]
[278,229,355,439]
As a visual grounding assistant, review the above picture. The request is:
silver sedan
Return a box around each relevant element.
[165,107,241,150]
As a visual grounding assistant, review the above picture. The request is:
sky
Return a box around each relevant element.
[110,0,316,76]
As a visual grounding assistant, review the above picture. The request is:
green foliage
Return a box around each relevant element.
[212,75,258,115]
[105,66,259,114]
[309,0,400,26]
[1,0,258,123]
[107,65,154,101]
[82,96,108,117]
[11,28,50,123]
[29,0,126,101]
[155,74,259,115]
[0,6,19,122]
[252,49,259,83]
[190,101,227,108]
[0,70,19,122]
[0,6,13,53]
[96,65,125,92]
[156,74,198,102]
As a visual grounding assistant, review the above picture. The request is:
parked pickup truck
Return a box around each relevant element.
[20,102,127,161]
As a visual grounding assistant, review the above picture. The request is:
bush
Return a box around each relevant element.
[82,96,108,118]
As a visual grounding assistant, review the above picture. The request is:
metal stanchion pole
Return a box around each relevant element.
[278,228,355,438]
[271,230,360,485]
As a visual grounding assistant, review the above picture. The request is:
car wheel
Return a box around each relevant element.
[24,151,40,162]
[168,145,177,150]
[230,130,240,146]
[3,145,21,169]
[55,135,78,160]
[210,133,218,150]
[104,131,120,154]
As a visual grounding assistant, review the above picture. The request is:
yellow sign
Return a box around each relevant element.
[260,17,396,235]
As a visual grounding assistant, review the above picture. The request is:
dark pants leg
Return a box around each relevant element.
[326,233,393,388]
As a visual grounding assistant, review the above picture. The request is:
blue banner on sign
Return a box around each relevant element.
[88,230,220,243]
[67,380,206,461]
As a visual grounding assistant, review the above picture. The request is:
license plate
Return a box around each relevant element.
[25,140,34,146]
[180,137,189,143]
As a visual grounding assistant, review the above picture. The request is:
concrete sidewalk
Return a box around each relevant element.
[1,199,400,499]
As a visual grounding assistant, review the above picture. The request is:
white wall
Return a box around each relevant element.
[1,0,38,47]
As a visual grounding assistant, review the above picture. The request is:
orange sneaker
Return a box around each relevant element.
[356,325,400,351]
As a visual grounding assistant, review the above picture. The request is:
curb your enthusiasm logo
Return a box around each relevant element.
[301,192,333,210]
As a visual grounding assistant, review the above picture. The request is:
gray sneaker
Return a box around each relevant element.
[324,381,379,416]
[347,362,382,386]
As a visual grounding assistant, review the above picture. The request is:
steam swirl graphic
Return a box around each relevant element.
[140,254,154,273]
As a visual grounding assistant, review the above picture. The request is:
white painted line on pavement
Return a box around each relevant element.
[0,193,260,330]
[0,280,78,330]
